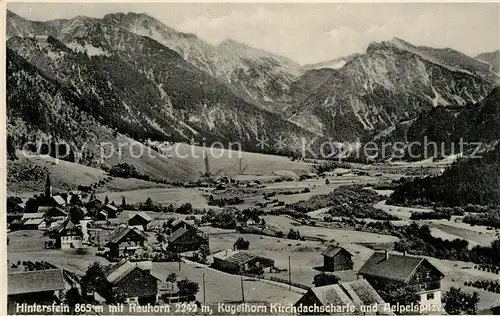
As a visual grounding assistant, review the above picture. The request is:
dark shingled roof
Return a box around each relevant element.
[168,227,190,243]
[106,227,148,245]
[128,212,152,223]
[171,219,197,232]
[358,252,440,283]
[322,245,353,258]
[168,227,207,243]
[295,280,393,315]
[107,261,158,284]
[56,218,82,236]
[310,283,353,307]
[341,279,387,307]
[8,269,65,295]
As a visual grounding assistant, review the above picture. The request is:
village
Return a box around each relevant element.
[6,151,500,315]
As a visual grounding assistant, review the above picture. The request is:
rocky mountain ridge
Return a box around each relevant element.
[6,10,499,168]
[289,37,497,141]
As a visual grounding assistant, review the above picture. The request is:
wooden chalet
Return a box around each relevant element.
[8,269,65,313]
[106,227,149,258]
[167,227,208,253]
[212,249,274,274]
[321,245,354,272]
[170,219,197,233]
[106,260,159,304]
[358,251,445,308]
[128,212,152,230]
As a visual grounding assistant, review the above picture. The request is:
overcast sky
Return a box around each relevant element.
[8,2,500,65]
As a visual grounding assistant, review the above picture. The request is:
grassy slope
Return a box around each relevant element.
[8,140,313,194]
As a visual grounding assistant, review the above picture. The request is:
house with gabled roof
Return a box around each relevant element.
[103,204,118,218]
[95,209,108,221]
[24,217,46,230]
[322,245,354,272]
[8,269,65,313]
[358,251,445,309]
[52,218,83,249]
[294,279,393,315]
[106,260,159,305]
[19,213,45,230]
[43,206,68,219]
[170,219,197,234]
[106,227,149,258]
[128,212,152,230]
[167,227,209,253]
[50,195,67,207]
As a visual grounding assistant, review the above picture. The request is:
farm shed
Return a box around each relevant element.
[321,245,354,272]
[212,249,274,274]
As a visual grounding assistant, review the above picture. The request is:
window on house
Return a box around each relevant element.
[427,293,434,300]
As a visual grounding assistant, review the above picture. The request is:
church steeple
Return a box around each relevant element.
[45,172,52,198]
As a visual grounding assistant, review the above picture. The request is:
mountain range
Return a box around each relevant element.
[369,87,500,160]
[6,9,500,171]
[476,50,500,73]
[6,10,314,157]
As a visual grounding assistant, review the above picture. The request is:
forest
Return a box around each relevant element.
[389,146,500,207]
[395,223,500,266]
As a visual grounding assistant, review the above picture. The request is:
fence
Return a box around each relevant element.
[269,276,311,291]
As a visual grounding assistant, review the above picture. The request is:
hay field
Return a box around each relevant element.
[152,261,303,305]
[264,215,399,243]
[96,187,210,208]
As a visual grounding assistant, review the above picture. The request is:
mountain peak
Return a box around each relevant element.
[71,15,96,21]
[103,11,177,34]
[7,9,18,18]
[366,37,417,55]
[389,37,414,46]
[218,38,250,49]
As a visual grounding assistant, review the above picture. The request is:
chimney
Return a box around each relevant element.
[403,250,407,256]
[384,249,389,260]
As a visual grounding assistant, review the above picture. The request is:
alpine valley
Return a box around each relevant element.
[6,10,500,180]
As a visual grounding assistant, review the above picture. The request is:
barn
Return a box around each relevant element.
[212,249,274,274]
[321,245,354,272]
[106,260,159,305]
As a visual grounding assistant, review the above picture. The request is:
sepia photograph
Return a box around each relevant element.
[3,1,500,315]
